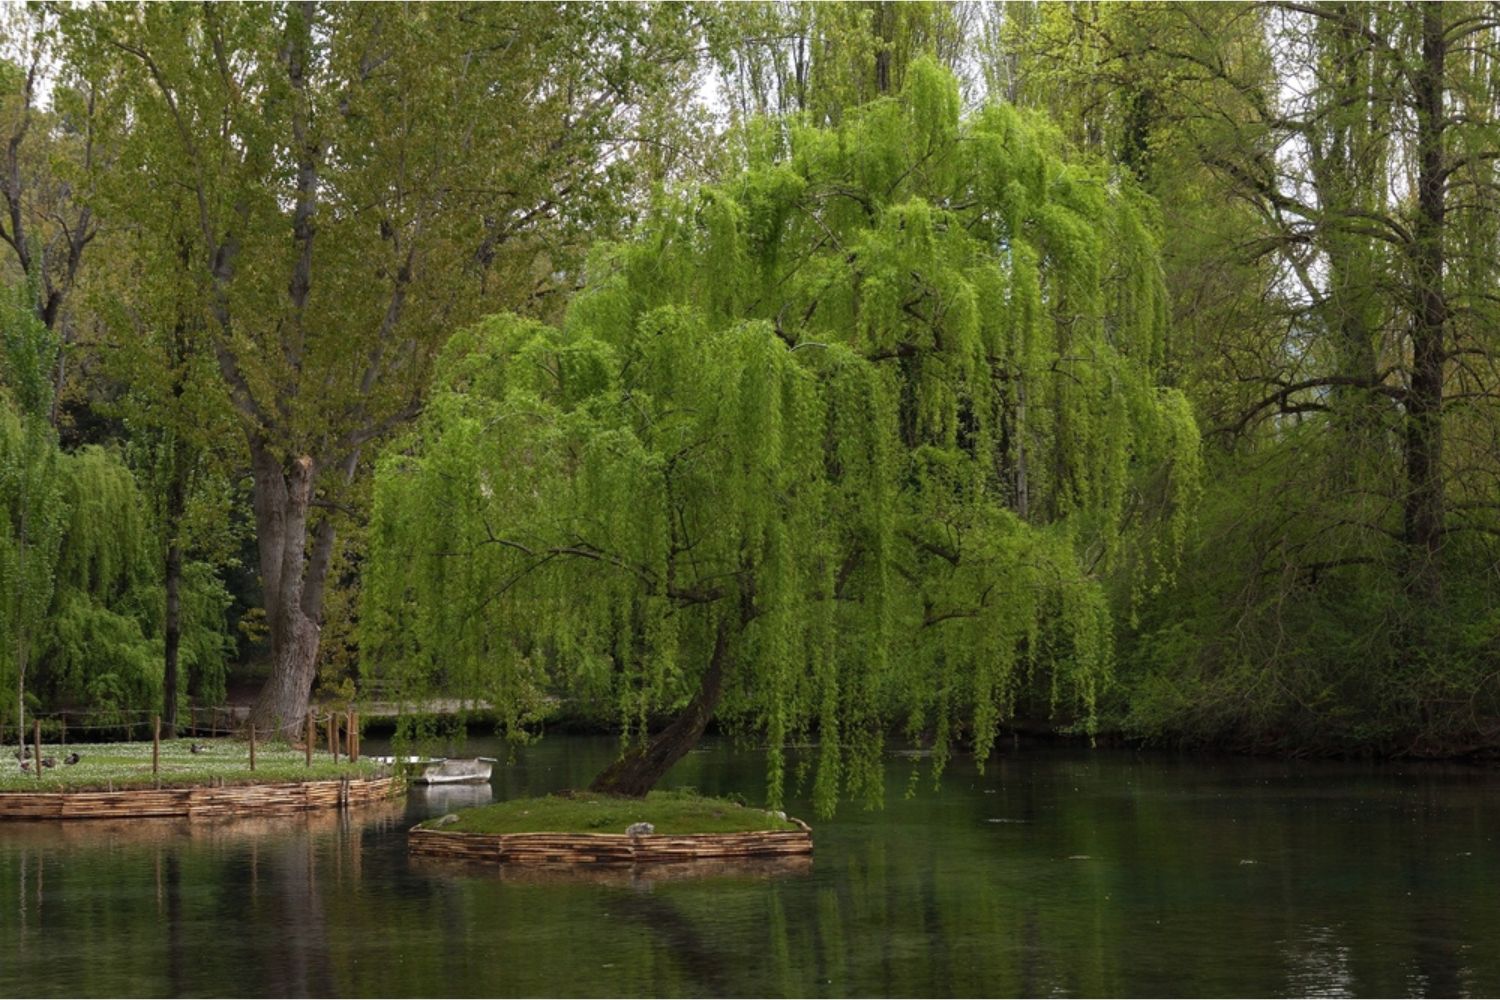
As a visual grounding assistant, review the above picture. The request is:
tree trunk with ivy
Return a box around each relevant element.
[1402,5,1448,602]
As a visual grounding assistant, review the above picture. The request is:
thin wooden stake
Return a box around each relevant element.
[33,719,40,781]
[305,712,314,767]
[332,714,340,765]
[345,710,353,762]
[249,724,256,771]
[152,715,160,776]
[351,710,359,763]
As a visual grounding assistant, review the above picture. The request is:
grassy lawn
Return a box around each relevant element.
[423,789,800,836]
[0,737,382,792]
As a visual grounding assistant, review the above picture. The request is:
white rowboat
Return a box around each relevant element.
[371,756,496,784]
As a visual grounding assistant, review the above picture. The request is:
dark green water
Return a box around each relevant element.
[2,735,1498,997]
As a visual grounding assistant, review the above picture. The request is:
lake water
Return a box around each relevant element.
[2,734,1497,997]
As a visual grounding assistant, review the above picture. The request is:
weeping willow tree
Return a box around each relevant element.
[364,60,1199,812]
[0,284,65,746]
[42,444,236,725]
[0,285,233,738]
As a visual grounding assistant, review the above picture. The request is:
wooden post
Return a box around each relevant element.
[305,712,314,767]
[249,724,256,771]
[344,710,353,762]
[153,715,160,776]
[33,719,40,781]
[351,710,359,763]
[331,714,340,765]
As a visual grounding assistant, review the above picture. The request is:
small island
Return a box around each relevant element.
[408,790,813,866]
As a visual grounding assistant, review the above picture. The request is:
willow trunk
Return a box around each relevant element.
[589,627,729,797]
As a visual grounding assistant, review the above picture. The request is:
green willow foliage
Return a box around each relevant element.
[44,446,233,720]
[365,61,1200,812]
[0,284,66,734]
[0,289,233,728]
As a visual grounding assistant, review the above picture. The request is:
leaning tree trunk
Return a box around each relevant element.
[590,626,729,797]
[247,445,331,737]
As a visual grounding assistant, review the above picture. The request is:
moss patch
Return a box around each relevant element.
[425,790,799,836]
[0,738,381,792]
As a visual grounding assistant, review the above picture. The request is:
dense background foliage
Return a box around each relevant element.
[4,2,1500,777]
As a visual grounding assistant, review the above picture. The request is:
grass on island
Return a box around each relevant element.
[424,789,801,836]
[0,737,382,792]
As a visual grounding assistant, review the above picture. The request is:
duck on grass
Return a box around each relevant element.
[421,789,800,836]
[0,738,380,792]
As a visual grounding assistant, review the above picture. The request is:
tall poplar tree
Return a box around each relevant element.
[63,2,706,734]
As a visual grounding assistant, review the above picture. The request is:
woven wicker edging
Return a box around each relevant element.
[0,774,403,821]
[408,816,813,866]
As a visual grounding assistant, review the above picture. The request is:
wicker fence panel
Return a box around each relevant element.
[0,775,401,821]
[408,817,813,867]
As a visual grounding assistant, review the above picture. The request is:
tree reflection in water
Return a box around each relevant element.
[2,739,1500,997]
